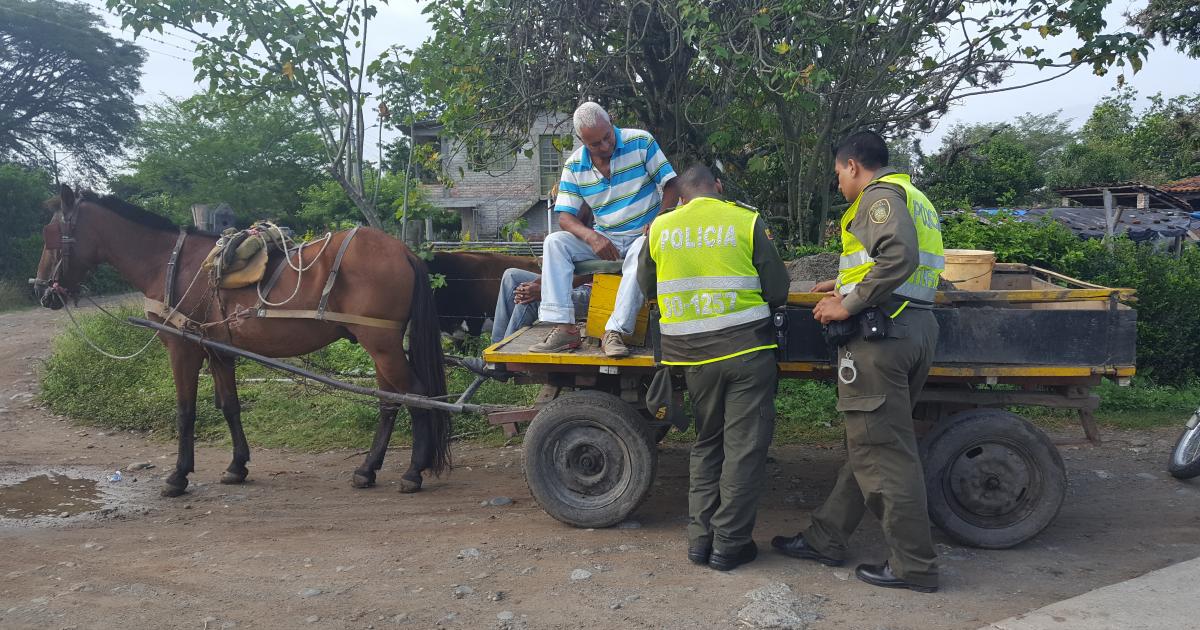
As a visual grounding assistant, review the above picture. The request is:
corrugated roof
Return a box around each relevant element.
[1054,182,1193,211]
[1160,175,1200,195]
[974,207,1200,241]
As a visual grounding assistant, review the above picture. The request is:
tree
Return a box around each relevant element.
[917,112,1073,209]
[0,163,52,283]
[0,0,145,177]
[107,0,392,228]
[408,0,1149,242]
[111,93,327,228]
[298,170,448,235]
[1131,0,1200,59]
[1046,88,1200,189]
[1127,92,1200,182]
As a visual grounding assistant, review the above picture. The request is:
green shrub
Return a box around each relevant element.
[941,212,1080,269]
[1065,240,1200,384]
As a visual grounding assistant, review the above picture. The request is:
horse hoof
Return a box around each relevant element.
[161,484,187,498]
[220,470,248,485]
[350,472,375,489]
[399,477,422,494]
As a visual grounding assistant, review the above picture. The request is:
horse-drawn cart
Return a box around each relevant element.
[479,264,1137,549]
[129,261,1135,550]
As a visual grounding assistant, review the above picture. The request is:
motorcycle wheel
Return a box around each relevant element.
[1167,411,1200,480]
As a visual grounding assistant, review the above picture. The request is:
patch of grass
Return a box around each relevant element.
[661,379,842,445]
[0,279,34,312]
[41,308,539,451]
[42,310,1199,451]
[1021,377,1199,432]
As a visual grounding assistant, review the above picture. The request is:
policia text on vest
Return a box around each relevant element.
[639,187,789,571]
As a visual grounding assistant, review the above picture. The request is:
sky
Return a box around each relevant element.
[79,0,1200,159]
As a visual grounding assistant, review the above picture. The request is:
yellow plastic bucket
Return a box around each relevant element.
[942,249,996,291]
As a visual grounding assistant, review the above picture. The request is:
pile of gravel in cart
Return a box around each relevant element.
[786,254,839,292]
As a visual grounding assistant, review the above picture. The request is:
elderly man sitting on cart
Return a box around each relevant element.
[529,101,680,357]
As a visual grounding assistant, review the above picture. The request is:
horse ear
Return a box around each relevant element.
[59,184,76,216]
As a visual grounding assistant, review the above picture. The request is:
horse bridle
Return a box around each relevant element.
[30,208,79,300]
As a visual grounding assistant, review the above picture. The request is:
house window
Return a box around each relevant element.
[467,135,518,174]
[413,137,440,184]
[540,134,572,197]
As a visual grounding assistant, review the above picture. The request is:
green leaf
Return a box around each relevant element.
[774,42,790,54]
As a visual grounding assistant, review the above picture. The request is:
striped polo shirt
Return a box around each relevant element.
[555,126,676,235]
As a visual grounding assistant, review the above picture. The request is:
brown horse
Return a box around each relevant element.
[427,251,540,336]
[32,185,450,497]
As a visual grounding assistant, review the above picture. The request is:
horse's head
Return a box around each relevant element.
[32,185,98,309]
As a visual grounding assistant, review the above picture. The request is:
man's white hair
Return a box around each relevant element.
[573,102,611,136]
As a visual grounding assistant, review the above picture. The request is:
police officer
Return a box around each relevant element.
[638,164,789,571]
[772,131,945,593]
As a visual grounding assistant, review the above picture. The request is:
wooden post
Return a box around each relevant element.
[1102,188,1115,252]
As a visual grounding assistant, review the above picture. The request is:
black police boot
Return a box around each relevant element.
[770,533,844,567]
[687,542,711,566]
[708,541,758,571]
[854,562,938,593]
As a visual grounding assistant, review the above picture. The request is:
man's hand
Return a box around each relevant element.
[813,293,851,325]
[514,280,541,305]
[812,279,836,293]
[586,231,620,261]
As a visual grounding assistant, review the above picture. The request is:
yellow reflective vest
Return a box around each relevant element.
[648,197,776,365]
[836,173,945,304]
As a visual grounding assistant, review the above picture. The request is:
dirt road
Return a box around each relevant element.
[2,302,1198,630]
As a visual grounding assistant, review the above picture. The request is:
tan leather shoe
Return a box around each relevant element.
[529,324,582,353]
[601,330,630,357]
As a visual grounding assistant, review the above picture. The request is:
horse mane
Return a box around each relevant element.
[78,190,190,233]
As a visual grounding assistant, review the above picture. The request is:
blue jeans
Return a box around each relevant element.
[491,268,591,342]
[537,230,645,334]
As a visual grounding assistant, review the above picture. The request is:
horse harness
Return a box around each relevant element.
[34,209,79,299]
[144,226,405,333]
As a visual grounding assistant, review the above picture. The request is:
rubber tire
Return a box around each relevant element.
[523,390,657,528]
[1167,421,1200,480]
[921,408,1066,549]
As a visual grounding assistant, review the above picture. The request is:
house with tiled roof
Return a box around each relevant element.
[1159,175,1200,211]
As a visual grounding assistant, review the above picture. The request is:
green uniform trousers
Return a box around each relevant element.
[685,348,778,553]
[804,308,940,588]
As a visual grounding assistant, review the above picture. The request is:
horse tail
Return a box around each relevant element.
[405,250,452,475]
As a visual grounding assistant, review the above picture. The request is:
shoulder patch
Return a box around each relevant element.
[868,198,892,224]
[764,228,773,241]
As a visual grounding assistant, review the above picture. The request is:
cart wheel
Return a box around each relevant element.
[921,408,1066,549]
[523,390,657,528]
[1168,414,1200,479]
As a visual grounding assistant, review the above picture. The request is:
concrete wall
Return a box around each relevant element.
[420,113,573,240]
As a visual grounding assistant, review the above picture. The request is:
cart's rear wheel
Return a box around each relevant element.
[922,408,1066,549]
[523,390,657,528]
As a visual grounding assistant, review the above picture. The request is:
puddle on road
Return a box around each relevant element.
[0,467,146,527]
[0,474,104,519]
